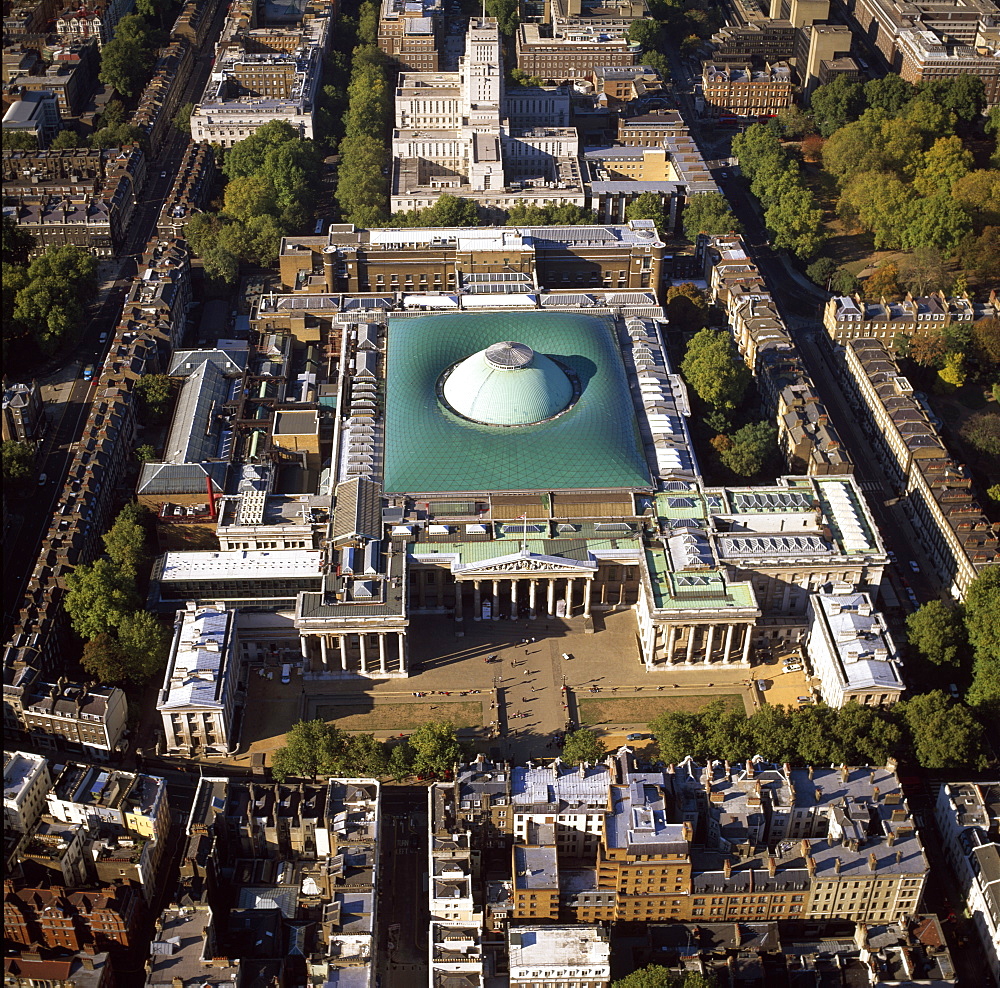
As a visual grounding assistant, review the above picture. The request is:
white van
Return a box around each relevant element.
[281,663,291,684]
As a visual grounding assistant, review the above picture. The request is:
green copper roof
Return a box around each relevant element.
[441,341,575,426]
[383,311,651,495]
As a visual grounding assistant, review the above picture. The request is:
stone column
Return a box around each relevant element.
[666,625,677,665]
[742,625,753,664]
[473,580,482,621]
[397,632,407,673]
[359,634,368,673]
[339,636,348,670]
[723,624,735,664]
[685,626,697,664]
[529,579,538,619]
[320,635,328,670]
[454,580,463,623]
[379,633,387,674]
[547,579,556,616]
[704,625,716,665]
[583,579,592,618]
[492,580,500,621]
[564,578,575,618]
[418,571,426,608]
[510,578,518,618]
[299,635,309,661]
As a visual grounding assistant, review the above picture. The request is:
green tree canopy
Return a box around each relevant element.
[2,214,34,265]
[49,130,81,149]
[863,74,917,115]
[115,610,170,682]
[271,720,342,781]
[681,329,751,418]
[613,965,718,988]
[901,691,988,770]
[81,634,132,685]
[765,185,826,259]
[561,728,607,766]
[134,373,174,423]
[914,135,973,197]
[951,170,1000,230]
[172,101,194,135]
[409,720,463,777]
[486,0,519,34]
[905,600,968,667]
[809,76,865,136]
[64,558,141,641]
[1,439,34,482]
[682,191,740,239]
[970,316,1000,367]
[625,191,669,237]
[715,421,777,478]
[99,13,157,96]
[960,411,1000,457]
[2,130,38,151]
[665,283,709,333]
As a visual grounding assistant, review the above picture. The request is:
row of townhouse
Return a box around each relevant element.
[430,752,929,930]
[837,337,998,598]
[3,225,194,750]
[703,234,853,477]
[822,291,986,345]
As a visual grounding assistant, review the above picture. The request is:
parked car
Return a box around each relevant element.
[37,472,47,485]
[783,663,804,673]
[98,332,108,344]
[948,683,961,700]
[626,733,650,741]
[756,679,770,691]
[281,663,291,684]
[909,560,920,573]
[796,695,814,704]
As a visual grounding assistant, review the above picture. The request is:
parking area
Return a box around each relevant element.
[750,645,820,709]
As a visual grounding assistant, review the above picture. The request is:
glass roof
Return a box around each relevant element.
[383,311,651,494]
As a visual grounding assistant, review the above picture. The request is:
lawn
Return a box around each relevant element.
[577,693,742,727]
[313,700,482,732]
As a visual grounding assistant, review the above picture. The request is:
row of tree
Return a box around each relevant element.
[2,225,98,367]
[731,124,826,260]
[271,718,463,782]
[905,568,999,722]
[335,43,393,228]
[64,503,171,686]
[649,690,988,772]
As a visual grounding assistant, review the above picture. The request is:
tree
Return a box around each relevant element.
[665,283,709,332]
[901,691,987,770]
[681,329,751,419]
[960,411,1000,456]
[809,76,865,136]
[626,192,669,237]
[116,611,169,681]
[202,245,240,287]
[134,443,157,461]
[681,192,740,239]
[486,0,519,34]
[776,105,816,139]
[765,186,826,259]
[409,721,462,777]
[864,262,900,301]
[838,172,914,249]
[81,634,132,684]
[98,14,156,97]
[627,18,663,48]
[957,226,1000,284]
[951,170,1000,231]
[271,720,339,781]
[1,131,38,151]
[49,130,80,149]
[2,439,35,482]
[937,351,966,389]
[970,317,1000,368]
[914,135,973,197]
[13,278,83,355]
[387,739,415,780]
[650,711,707,764]
[897,246,947,296]
[357,0,379,44]
[806,257,839,290]
[134,373,174,423]
[905,600,967,667]
[830,269,861,296]
[716,421,777,477]
[90,122,147,151]
[223,174,279,223]
[561,728,607,765]
[2,214,34,265]
[346,733,390,777]
[64,558,140,641]
[900,193,973,257]
[929,74,986,125]
[964,567,1000,663]
[172,102,194,134]
[910,330,947,369]
[103,503,151,575]
[864,74,917,115]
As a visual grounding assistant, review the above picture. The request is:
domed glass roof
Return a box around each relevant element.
[441,340,575,426]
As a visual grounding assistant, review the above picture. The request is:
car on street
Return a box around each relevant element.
[626,733,650,741]
[281,663,291,684]
[160,171,167,178]
[783,662,803,673]
[37,473,47,485]
[909,560,920,573]
[98,332,108,344]
[888,550,897,563]
[949,683,961,700]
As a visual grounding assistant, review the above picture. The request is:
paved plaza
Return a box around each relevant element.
[232,610,787,766]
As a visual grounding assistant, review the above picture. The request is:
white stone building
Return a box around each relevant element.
[805,591,905,707]
[3,750,51,833]
[508,925,611,987]
[156,605,241,756]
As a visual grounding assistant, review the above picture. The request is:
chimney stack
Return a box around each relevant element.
[745,759,755,779]
[834,857,841,875]
[808,765,814,780]
[767,856,777,877]
[723,857,732,879]
[868,852,878,872]
[806,854,816,877]
[896,849,903,865]
[800,839,810,859]
[814,787,822,802]
[887,830,895,846]
[840,764,849,784]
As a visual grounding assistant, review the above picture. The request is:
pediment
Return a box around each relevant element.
[453,551,597,577]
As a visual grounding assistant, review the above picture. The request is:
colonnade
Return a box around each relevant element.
[651,622,753,667]
[301,631,407,676]
[455,575,593,622]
